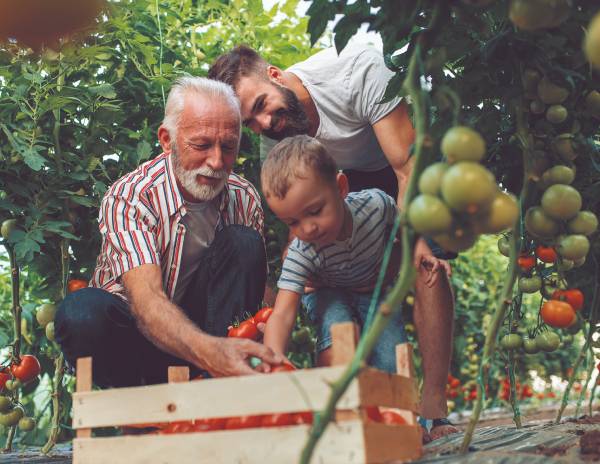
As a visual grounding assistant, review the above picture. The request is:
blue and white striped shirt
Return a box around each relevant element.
[278,189,397,294]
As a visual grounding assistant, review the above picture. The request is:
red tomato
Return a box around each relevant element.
[292,411,314,425]
[517,254,536,272]
[468,390,478,401]
[552,289,584,311]
[228,320,259,340]
[449,378,460,388]
[253,307,273,324]
[261,413,295,427]
[541,300,576,328]
[547,391,556,398]
[535,245,557,263]
[447,374,454,383]
[271,363,296,373]
[67,278,88,293]
[380,410,407,425]
[0,368,10,391]
[10,355,41,383]
[224,415,262,430]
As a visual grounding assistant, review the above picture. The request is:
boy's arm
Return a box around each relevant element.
[263,289,301,357]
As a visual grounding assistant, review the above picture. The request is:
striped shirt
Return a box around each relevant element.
[278,189,397,294]
[90,152,264,300]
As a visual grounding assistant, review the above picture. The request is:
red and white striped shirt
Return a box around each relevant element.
[90,152,264,300]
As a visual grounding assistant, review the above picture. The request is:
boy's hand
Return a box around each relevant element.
[419,255,451,287]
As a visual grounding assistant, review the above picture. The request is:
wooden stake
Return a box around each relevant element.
[75,357,93,439]
[168,366,190,383]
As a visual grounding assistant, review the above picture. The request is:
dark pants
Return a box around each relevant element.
[55,225,266,388]
[344,165,457,260]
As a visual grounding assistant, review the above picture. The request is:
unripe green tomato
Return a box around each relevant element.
[45,322,55,341]
[441,126,486,164]
[441,162,497,213]
[498,236,511,257]
[1,219,18,240]
[18,416,36,432]
[541,165,574,186]
[546,105,568,124]
[573,256,586,268]
[0,396,12,413]
[537,77,569,104]
[500,334,523,350]
[433,228,479,253]
[557,259,574,271]
[556,234,590,261]
[567,211,598,236]
[584,13,600,70]
[418,162,448,195]
[407,194,453,235]
[552,136,577,161]
[535,332,561,352]
[474,191,519,234]
[36,303,57,327]
[0,406,24,427]
[585,90,600,118]
[518,276,542,293]
[525,207,559,239]
[5,379,21,391]
[522,338,539,354]
[541,184,582,220]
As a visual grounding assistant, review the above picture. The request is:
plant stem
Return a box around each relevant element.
[3,245,20,452]
[41,354,65,455]
[299,5,450,463]
[575,349,594,418]
[508,351,522,428]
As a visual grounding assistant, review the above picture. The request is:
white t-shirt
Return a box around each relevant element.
[261,45,402,172]
[172,199,220,304]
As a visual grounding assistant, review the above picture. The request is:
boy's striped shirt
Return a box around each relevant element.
[278,189,397,294]
[90,152,264,300]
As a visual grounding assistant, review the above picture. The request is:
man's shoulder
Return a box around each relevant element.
[105,153,169,200]
[291,44,380,72]
[226,173,261,201]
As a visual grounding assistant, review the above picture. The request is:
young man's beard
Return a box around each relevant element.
[263,84,310,140]
[171,142,228,201]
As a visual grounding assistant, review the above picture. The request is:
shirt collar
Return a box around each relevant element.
[164,152,230,217]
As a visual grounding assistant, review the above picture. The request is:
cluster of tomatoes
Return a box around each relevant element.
[408,126,518,253]
[227,307,273,340]
[497,378,536,402]
[0,355,41,430]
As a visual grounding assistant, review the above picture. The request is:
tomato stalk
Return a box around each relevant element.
[3,242,21,451]
[507,297,522,429]
[575,348,594,418]
[589,372,599,416]
[460,99,534,453]
[300,5,450,463]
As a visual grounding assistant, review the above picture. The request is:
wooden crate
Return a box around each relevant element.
[72,322,422,463]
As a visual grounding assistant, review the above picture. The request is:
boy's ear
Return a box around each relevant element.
[267,65,284,85]
[336,172,349,198]
[158,125,172,154]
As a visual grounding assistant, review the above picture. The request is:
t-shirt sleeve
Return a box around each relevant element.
[350,48,402,125]
[277,241,317,294]
[372,189,398,226]
[99,194,161,280]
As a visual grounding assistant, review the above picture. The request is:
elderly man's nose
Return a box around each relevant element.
[207,147,224,171]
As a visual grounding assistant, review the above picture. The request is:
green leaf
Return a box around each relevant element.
[22,146,47,171]
[69,195,95,208]
[89,84,117,99]
[14,237,40,262]
[137,140,153,161]
[306,0,337,46]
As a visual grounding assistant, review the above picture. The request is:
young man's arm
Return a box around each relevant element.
[262,289,301,357]
[122,263,282,377]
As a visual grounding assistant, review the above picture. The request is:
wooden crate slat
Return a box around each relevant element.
[357,368,419,412]
[73,421,369,464]
[363,423,422,463]
[73,366,360,429]
[75,357,92,439]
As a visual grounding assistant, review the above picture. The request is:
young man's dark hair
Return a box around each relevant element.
[208,44,267,88]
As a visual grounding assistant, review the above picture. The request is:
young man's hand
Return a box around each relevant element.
[419,255,452,287]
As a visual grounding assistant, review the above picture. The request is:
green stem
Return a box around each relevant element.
[155,0,166,107]
[460,99,532,453]
[41,354,65,455]
[3,245,20,452]
[556,327,592,423]
[299,5,450,463]
[508,351,522,428]
[575,349,594,418]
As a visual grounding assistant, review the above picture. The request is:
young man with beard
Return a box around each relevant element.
[209,45,458,441]
[55,77,282,388]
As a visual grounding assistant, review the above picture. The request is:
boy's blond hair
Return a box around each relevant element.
[261,135,338,199]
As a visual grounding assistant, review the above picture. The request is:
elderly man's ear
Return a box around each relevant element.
[158,126,172,154]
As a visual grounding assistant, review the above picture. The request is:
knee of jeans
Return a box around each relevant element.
[55,288,117,344]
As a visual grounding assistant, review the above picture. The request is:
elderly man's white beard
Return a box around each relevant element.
[171,144,228,201]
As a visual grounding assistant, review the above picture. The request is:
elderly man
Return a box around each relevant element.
[55,77,281,387]
[209,45,458,441]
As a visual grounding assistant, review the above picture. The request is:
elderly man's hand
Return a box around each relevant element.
[201,336,283,377]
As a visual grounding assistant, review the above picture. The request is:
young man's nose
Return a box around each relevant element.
[256,113,272,132]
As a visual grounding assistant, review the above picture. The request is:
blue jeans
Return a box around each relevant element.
[302,287,406,373]
[55,225,266,388]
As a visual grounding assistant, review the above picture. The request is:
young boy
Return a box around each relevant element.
[262,135,433,373]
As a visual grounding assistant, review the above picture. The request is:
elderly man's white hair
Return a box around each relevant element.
[162,76,241,138]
